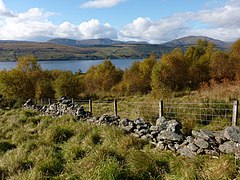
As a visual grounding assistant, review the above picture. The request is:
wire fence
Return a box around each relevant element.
[163,101,234,127]
[37,98,239,128]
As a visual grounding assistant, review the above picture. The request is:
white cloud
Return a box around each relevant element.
[119,16,190,43]
[78,19,117,39]
[0,0,240,43]
[0,7,118,41]
[119,0,240,43]
[0,0,15,17]
[81,0,125,8]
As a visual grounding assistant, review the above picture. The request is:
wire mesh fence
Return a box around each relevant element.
[36,98,239,128]
[163,101,234,127]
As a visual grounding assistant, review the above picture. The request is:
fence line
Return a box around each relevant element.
[37,98,239,127]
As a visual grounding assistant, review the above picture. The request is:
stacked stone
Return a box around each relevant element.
[23,99,240,159]
[176,126,240,158]
[23,98,92,118]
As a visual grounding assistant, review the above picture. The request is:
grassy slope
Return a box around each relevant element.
[0,42,171,61]
[0,109,239,179]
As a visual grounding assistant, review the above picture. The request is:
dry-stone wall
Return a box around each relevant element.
[23,98,240,159]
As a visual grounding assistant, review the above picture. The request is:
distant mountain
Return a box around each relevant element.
[48,38,148,47]
[48,38,121,46]
[164,36,231,50]
[0,36,232,61]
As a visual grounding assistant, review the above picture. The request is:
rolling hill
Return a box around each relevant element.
[0,36,231,61]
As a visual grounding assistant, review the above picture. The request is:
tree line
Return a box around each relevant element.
[0,39,240,102]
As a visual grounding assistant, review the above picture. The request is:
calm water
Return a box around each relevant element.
[0,59,142,73]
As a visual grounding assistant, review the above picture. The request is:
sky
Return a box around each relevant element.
[0,0,239,43]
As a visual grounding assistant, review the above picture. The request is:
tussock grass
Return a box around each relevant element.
[0,108,239,179]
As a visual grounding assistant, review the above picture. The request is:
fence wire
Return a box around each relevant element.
[36,98,238,128]
[163,101,233,127]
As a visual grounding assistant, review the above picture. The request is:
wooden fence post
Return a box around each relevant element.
[41,98,43,106]
[232,100,239,126]
[114,100,118,116]
[89,99,92,113]
[48,98,51,105]
[159,100,163,118]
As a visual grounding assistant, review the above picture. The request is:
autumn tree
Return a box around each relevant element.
[0,55,44,99]
[228,39,240,78]
[53,71,82,99]
[115,54,156,95]
[209,51,232,81]
[151,48,188,92]
[84,60,122,96]
[187,40,213,88]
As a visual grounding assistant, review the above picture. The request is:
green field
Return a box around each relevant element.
[0,108,239,179]
[0,42,171,61]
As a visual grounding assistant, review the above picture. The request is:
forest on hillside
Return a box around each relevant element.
[0,39,240,105]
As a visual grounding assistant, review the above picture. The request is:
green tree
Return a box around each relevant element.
[228,39,240,78]
[151,48,188,92]
[53,71,82,99]
[187,40,213,88]
[115,54,156,95]
[35,71,55,100]
[84,60,122,96]
[0,55,43,100]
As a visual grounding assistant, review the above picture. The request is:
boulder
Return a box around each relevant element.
[157,130,184,142]
[219,141,237,154]
[194,138,209,149]
[177,147,196,158]
[165,120,182,133]
[156,116,167,126]
[192,129,214,141]
[187,143,199,152]
[224,126,240,143]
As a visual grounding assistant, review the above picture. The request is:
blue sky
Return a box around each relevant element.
[0,0,239,43]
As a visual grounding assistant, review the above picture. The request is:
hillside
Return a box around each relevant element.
[164,36,231,50]
[0,36,231,61]
[0,108,238,179]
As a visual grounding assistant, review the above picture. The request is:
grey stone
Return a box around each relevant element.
[139,129,149,135]
[196,148,204,155]
[150,126,160,131]
[204,150,219,156]
[134,118,145,125]
[186,136,194,143]
[192,130,213,140]
[215,131,227,144]
[157,130,184,142]
[168,144,176,152]
[120,118,130,127]
[156,116,167,126]
[200,129,215,139]
[224,126,240,143]
[151,131,159,136]
[219,141,237,154]
[177,147,196,158]
[194,138,209,149]
[145,134,153,140]
[187,143,199,152]
[174,143,181,150]
[165,120,182,132]
[122,125,134,132]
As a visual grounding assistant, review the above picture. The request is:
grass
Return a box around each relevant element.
[0,108,239,179]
